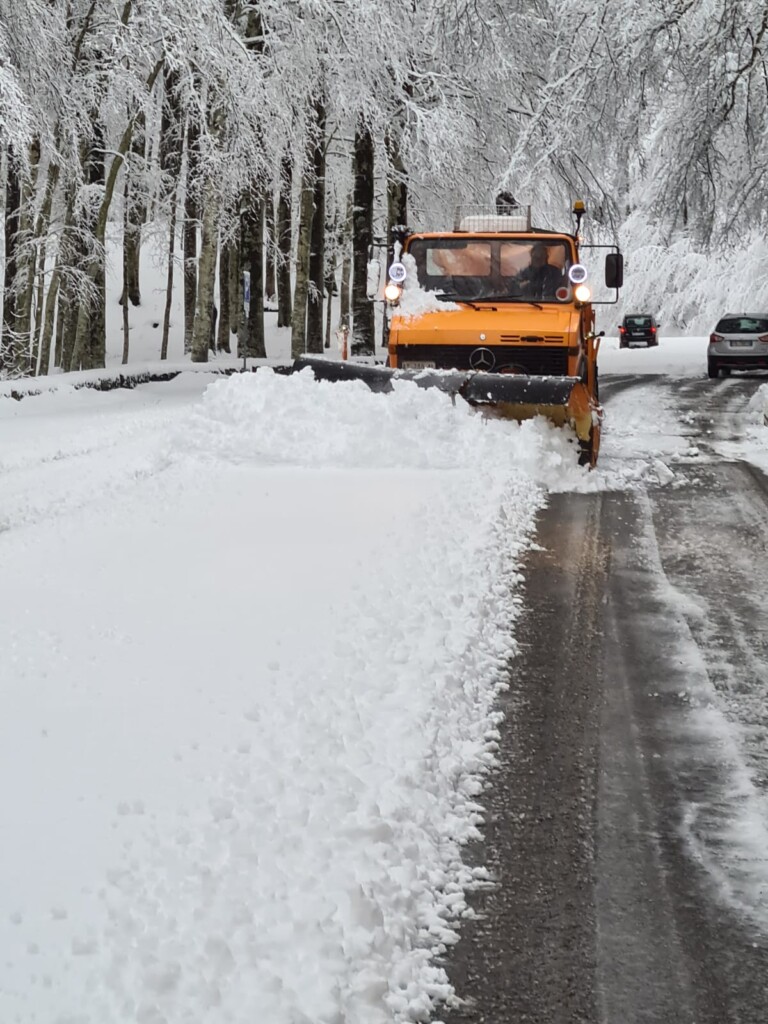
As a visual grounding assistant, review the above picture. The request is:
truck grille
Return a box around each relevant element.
[396,345,569,375]
[500,334,565,344]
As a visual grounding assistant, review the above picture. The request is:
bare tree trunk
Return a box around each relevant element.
[229,5,267,358]
[61,277,79,370]
[44,185,78,371]
[39,266,61,376]
[70,124,106,371]
[14,138,41,373]
[306,97,326,354]
[160,68,182,361]
[121,172,130,363]
[291,153,315,358]
[31,243,47,374]
[183,117,200,355]
[121,270,130,363]
[340,192,353,332]
[228,235,242,343]
[386,130,408,272]
[276,153,293,328]
[90,263,106,369]
[191,177,218,363]
[265,196,276,304]
[123,111,145,307]
[159,68,181,193]
[160,199,176,360]
[241,192,266,358]
[217,242,231,352]
[209,297,217,353]
[0,146,6,358]
[30,158,61,374]
[54,292,64,368]
[2,147,21,373]
[352,124,375,354]
[325,262,334,349]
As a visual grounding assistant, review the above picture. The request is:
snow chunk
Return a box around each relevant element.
[396,253,459,318]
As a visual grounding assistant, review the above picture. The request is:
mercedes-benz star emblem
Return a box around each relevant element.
[469,347,495,371]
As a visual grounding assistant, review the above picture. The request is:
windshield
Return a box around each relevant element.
[716,316,768,333]
[407,237,573,303]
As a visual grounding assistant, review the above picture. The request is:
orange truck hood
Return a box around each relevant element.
[390,303,580,344]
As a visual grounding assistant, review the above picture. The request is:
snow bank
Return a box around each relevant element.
[1,371,575,1024]
[180,366,585,478]
[747,383,768,427]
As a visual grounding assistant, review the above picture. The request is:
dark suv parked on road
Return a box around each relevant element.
[619,314,659,348]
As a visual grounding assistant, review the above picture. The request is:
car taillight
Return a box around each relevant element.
[650,326,656,332]
[758,334,768,343]
[710,333,723,343]
[619,326,625,333]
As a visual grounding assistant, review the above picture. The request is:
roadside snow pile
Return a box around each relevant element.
[179,366,588,482]
[2,371,572,1024]
[747,383,768,427]
[89,374,553,1022]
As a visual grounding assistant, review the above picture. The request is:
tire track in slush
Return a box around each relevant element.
[442,494,606,1024]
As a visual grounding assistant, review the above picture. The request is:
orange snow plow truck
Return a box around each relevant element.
[297,201,622,467]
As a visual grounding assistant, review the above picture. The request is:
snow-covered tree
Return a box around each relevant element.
[3,0,767,376]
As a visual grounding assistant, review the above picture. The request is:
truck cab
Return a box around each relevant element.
[385,210,606,384]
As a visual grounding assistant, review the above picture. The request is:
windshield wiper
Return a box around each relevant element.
[438,292,544,310]
[472,295,544,309]
[436,293,481,309]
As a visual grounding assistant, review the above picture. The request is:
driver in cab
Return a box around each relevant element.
[516,244,564,300]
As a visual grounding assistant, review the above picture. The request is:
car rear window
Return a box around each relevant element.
[625,316,651,327]
[715,317,768,333]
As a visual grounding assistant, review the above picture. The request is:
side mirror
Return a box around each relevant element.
[366,259,382,300]
[605,252,624,290]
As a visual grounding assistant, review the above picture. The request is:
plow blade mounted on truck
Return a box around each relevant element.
[293,357,600,466]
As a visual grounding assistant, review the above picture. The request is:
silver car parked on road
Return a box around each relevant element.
[708,313,768,378]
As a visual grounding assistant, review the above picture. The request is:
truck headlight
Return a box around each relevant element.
[574,284,591,302]
[384,283,402,302]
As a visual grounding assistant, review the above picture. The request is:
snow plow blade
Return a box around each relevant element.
[292,357,600,465]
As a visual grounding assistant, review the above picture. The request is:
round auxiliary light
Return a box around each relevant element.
[568,263,588,285]
[384,283,402,302]
[574,284,592,302]
[388,262,407,283]
[555,286,571,302]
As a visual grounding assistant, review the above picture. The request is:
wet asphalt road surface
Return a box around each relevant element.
[441,373,768,1023]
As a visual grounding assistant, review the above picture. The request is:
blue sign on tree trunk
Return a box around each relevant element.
[243,271,251,315]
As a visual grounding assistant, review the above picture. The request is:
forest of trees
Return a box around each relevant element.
[1,0,766,377]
